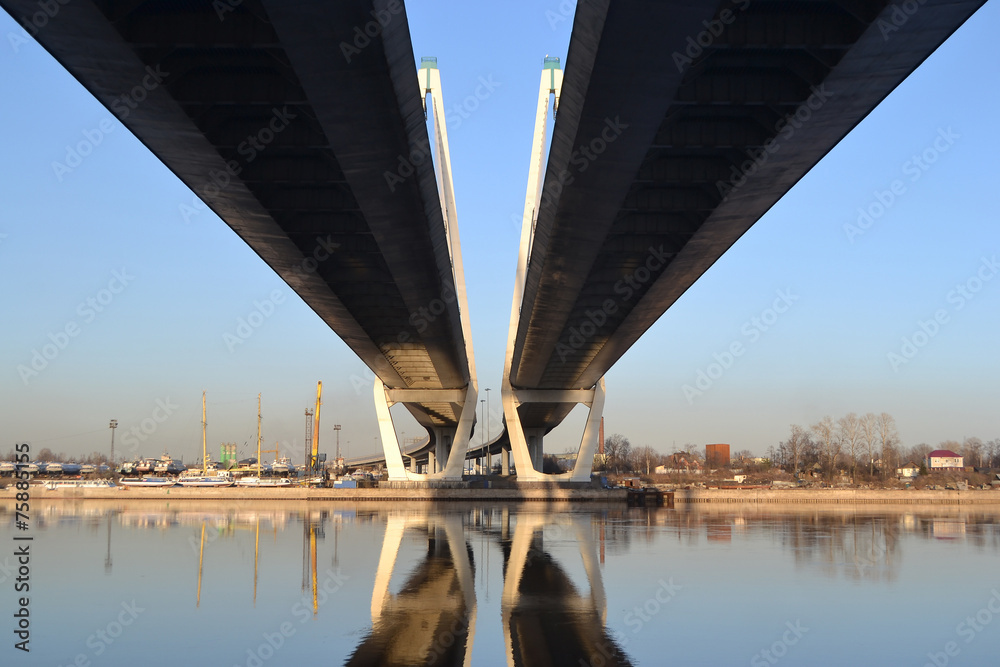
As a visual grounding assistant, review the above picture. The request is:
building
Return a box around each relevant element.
[656,452,703,475]
[896,462,921,479]
[926,449,964,470]
[705,444,730,468]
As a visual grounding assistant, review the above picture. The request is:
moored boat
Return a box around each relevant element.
[177,472,234,488]
[235,476,291,487]
[119,476,177,487]
[45,479,115,490]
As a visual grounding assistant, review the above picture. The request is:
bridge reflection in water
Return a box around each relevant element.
[346,510,631,667]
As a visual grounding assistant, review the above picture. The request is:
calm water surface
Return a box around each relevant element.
[2,501,999,666]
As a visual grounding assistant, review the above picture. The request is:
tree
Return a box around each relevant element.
[877,413,901,479]
[962,437,984,468]
[781,424,809,477]
[812,416,839,479]
[838,413,862,481]
[988,438,1000,468]
[861,413,878,478]
[604,433,632,474]
[633,446,659,476]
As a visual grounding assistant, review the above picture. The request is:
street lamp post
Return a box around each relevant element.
[109,419,117,474]
[485,388,491,474]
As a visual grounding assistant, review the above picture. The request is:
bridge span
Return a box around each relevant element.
[502,0,987,480]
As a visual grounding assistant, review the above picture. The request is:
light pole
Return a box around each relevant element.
[333,424,342,465]
[480,399,486,475]
[486,387,493,475]
[109,419,117,474]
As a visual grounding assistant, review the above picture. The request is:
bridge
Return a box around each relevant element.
[1,0,478,480]
[500,0,987,480]
[4,0,986,482]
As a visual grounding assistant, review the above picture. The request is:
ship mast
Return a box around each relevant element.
[256,393,262,476]
[201,390,207,474]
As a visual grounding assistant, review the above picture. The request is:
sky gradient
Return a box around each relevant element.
[1,1,998,464]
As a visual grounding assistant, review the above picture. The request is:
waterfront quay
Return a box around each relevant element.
[5,484,1000,504]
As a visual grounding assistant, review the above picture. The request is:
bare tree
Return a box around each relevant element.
[861,413,878,477]
[988,439,1000,468]
[838,413,862,481]
[962,437,984,468]
[782,424,809,477]
[633,446,659,476]
[877,413,901,479]
[604,433,632,474]
[812,416,840,479]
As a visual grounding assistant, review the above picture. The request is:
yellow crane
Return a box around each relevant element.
[311,381,322,472]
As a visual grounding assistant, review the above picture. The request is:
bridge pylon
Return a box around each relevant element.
[377,57,479,482]
[501,57,604,482]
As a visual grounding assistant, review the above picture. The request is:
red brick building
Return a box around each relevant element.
[706,444,730,468]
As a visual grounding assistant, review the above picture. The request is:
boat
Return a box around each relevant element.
[0,462,15,474]
[177,472,234,487]
[79,464,97,475]
[119,476,177,487]
[271,456,291,474]
[21,462,39,474]
[45,479,115,490]
[153,454,186,475]
[134,458,155,474]
[235,476,291,487]
[62,462,82,475]
[45,462,63,474]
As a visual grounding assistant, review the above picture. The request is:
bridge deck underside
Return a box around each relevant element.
[4,0,472,427]
[510,0,985,430]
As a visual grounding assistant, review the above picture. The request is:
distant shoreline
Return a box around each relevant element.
[672,488,1000,505]
[5,485,1000,505]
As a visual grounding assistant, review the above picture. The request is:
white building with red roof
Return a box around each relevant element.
[925,449,964,470]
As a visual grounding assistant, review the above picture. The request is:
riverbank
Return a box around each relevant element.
[7,484,627,502]
[672,488,1000,504]
[8,482,1000,504]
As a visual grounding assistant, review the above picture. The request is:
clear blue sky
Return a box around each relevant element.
[1,2,997,463]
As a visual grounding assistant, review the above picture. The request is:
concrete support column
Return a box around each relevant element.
[428,451,436,474]
[526,428,545,472]
[501,448,509,475]
[409,456,417,473]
